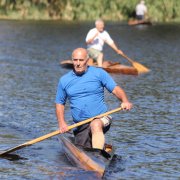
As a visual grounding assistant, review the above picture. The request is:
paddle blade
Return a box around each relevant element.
[0,130,61,156]
[132,61,150,74]
[0,144,28,156]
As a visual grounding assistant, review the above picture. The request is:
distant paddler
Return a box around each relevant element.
[85,19,124,67]
[86,19,150,74]
[135,0,148,21]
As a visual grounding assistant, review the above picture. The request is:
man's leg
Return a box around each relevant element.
[87,48,103,67]
[90,116,112,150]
[90,118,105,150]
[96,52,103,67]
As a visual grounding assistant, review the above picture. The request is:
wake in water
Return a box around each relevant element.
[103,154,125,179]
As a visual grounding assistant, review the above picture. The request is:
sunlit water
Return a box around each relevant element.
[0,20,179,180]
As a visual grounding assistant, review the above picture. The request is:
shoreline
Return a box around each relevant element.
[0,17,180,24]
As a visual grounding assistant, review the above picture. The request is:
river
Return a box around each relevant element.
[0,20,179,180]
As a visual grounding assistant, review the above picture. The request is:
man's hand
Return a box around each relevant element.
[116,49,124,56]
[121,102,133,110]
[59,121,69,133]
[87,31,99,44]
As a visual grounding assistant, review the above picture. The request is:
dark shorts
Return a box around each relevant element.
[136,15,144,20]
[73,117,111,148]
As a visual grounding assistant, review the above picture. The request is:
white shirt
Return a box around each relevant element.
[136,3,147,16]
[86,28,114,51]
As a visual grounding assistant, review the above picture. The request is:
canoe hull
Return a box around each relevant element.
[59,135,113,177]
[60,60,138,75]
[128,19,152,26]
[103,64,138,75]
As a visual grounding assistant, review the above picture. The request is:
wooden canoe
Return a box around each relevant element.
[128,19,152,26]
[59,135,114,178]
[60,60,138,75]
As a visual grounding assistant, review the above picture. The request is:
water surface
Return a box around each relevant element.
[0,21,179,180]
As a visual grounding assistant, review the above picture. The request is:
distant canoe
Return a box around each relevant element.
[60,60,138,75]
[128,19,152,26]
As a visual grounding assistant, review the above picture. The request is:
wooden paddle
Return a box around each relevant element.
[0,107,122,156]
[121,53,150,74]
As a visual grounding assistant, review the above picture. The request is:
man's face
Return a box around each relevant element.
[96,21,104,32]
[72,49,88,75]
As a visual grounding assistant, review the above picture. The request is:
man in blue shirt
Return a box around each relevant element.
[56,48,132,150]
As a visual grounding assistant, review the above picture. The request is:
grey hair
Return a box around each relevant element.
[95,19,104,26]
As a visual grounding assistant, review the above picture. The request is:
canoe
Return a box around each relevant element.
[60,60,138,75]
[59,135,114,178]
[128,19,152,26]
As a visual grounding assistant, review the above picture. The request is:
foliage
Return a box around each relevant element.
[0,0,180,22]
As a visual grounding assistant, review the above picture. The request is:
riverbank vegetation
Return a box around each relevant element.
[0,0,180,22]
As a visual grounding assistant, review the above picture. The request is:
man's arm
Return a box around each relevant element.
[108,42,124,56]
[112,86,133,110]
[56,103,68,133]
[103,33,124,55]
[86,32,98,44]
[86,29,99,44]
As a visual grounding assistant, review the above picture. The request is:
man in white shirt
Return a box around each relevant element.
[135,0,147,20]
[85,19,124,67]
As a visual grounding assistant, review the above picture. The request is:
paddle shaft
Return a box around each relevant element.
[0,107,122,156]
[121,53,134,64]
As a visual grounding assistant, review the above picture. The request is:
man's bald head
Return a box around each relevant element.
[72,48,89,60]
[71,48,89,75]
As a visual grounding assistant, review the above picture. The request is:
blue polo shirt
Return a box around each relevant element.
[55,66,117,122]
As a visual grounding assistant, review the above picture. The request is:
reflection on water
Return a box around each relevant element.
[1,153,28,161]
[0,21,179,179]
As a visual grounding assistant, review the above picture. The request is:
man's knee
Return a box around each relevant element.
[98,52,103,59]
[90,119,103,132]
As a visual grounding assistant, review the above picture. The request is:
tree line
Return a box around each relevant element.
[0,0,180,22]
